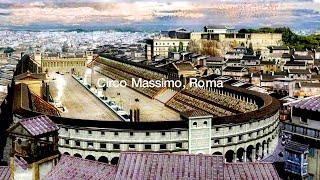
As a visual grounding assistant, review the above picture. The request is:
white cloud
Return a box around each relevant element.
[0,0,318,27]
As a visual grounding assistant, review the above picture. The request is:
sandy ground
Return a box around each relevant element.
[48,72,120,121]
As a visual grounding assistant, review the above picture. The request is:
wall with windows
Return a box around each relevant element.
[58,127,188,164]
[57,109,279,164]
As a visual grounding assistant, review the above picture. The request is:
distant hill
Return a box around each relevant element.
[239,27,320,50]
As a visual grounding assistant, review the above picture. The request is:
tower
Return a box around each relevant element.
[183,110,213,154]
[34,50,42,67]
[7,115,59,180]
[85,50,93,64]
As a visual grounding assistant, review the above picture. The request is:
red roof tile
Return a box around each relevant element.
[115,152,225,180]
[224,163,280,180]
[14,156,28,170]
[45,155,117,180]
[20,115,59,136]
[290,96,320,112]
[114,152,280,180]
[0,166,10,180]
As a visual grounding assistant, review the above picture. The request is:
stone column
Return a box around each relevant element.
[258,146,263,160]
[263,143,268,157]
[252,148,256,162]
[233,152,237,162]
[243,151,247,162]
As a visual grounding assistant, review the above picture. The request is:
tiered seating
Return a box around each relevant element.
[166,96,194,113]
[184,86,258,113]
[166,86,258,117]
[155,89,177,103]
[96,64,158,97]
[166,92,234,117]
[95,59,165,97]
[96,58,166,80]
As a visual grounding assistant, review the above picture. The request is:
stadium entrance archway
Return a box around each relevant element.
[85,155,96,161]
[74,153,82,158]
[111,157,119,165]
[98,156,109,163]
[225,150,235,162]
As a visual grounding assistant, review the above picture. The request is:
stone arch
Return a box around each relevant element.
[236,147,246,162]
[212,151,223,155]
[111,157,119,165]
[246,145,254,162]
[98,156,109,163]
[225,150,235,163]
[85,155,96,161]
[196,151,204,155]
[268,136,272,141]
[74,153,82,158]
[63,152,70,155]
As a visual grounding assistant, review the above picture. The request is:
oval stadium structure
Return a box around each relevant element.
[12,55,280,165]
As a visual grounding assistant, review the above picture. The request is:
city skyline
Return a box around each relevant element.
[0,0,319,32]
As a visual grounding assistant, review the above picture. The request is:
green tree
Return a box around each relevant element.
[178,42,184,52]
[4,47,14,53]
[240,27,320,50]
[247,43,254,54]
[173,46,177,52]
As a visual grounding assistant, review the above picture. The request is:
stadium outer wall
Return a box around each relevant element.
[51,84,280,164]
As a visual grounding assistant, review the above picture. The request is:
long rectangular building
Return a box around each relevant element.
[146,26,282,60]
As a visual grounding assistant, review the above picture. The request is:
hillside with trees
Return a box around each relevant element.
[239,27,320,50]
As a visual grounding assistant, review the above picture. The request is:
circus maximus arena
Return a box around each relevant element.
[12,54,280,165]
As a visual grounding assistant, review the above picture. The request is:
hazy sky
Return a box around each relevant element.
[0,0,319,31]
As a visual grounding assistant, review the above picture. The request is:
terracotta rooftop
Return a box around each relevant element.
[113,152,280,180]
[12,83,60,117]
[0,166,10,180]
[45,155,117,180]
[14,156,28,170]
[289,96,320,112]
[224,163,280,179]
[30,92,60,116]
[115,152,225,180]
[19,115,59,136]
